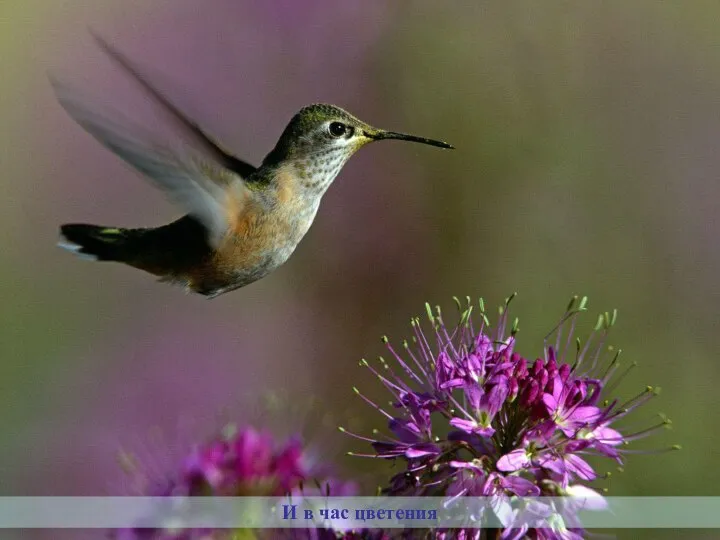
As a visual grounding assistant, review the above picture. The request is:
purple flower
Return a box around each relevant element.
[345,294,677,538]
[115,424,355,539]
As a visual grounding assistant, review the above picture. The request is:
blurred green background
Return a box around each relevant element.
[2,1,719,538]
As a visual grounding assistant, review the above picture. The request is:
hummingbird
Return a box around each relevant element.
[54,35,454,298]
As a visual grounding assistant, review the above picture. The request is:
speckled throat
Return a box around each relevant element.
[294,145,358,194]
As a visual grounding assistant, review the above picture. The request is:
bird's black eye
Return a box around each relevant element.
[328,122,347,138]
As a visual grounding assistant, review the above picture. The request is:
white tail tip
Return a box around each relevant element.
[57,239,98,261]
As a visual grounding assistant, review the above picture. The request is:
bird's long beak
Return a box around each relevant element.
[367,129,454,149]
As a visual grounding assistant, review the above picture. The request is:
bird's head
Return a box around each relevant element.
[262,104,453,193]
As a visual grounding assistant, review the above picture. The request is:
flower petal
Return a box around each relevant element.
[565,454,596,481]
[405,443,440,458]
[594,426,624,446]
[497,449,531,472]
[566,485,609,511]
[568,406,602,426]
[501,475,541,496]
[542,392,560,415]
[449,417,479,433]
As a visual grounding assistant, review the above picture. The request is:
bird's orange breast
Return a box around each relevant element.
[184,167,316,295]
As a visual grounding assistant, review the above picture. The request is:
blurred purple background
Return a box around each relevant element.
[3,1,720,538]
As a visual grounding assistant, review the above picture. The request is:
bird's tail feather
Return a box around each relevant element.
[59,224,131,262]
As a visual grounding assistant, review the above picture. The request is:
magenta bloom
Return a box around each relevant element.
[116,424,355,539]
[148,425,352,498]
[346,295,674,537]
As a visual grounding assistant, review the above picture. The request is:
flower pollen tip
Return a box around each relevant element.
[425,302,434,323]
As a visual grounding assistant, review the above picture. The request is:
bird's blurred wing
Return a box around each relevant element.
[91,30,257,179]
[51,78,248,248]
